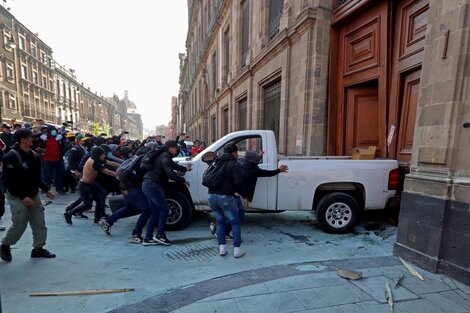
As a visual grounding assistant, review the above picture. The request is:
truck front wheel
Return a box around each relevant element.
[316,192,359,234]
[165,190,193,231]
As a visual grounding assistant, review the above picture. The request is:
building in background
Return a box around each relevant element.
[0,5,144,139]
[179,0,470,284]
[178,0,330,155]
[119,90,143,139]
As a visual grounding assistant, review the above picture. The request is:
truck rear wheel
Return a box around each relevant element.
[316,192,359,234]
[165,190,193,231]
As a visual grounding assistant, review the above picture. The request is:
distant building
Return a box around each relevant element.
[119,90,143,139]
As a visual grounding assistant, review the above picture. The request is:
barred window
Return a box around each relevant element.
[224,27,230,83]
[211,115,217,143]
[238,98,247,131]
[222,107,229,136]
[263,79,281,142]
[268,0,284,40]
[241,0,249,67]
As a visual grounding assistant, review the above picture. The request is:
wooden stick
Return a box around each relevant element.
[30,288,134,297]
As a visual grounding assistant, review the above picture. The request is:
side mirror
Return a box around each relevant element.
[201,151,216,163]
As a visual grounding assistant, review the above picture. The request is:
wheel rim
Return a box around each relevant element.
[166,199,182,225]
[325,202,352,229]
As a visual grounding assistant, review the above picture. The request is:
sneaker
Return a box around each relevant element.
[93,220,100,225]
[142,238,159,246]
[63,212,73,225]
[73,213,88,219]
[234,247,245,258]
[99,220,111,235]
[1,245,12,262]
[128,234,144,244]
[153,234,172,246]
[31,248,56,258]
[0,219,5,231]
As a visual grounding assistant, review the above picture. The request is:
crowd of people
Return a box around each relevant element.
[0,121,198,262]
[0,121,288,262]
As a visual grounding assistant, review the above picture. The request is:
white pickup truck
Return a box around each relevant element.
[162,130,399,234]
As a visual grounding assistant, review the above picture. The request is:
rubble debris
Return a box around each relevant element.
[30,288,134,297]
[385,281,394,312]
[399,257,424,281]
[392,274,404,288]
[336,269,362,280]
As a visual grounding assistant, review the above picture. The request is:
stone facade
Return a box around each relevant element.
[394,0,470,285]
[179,0,332,155]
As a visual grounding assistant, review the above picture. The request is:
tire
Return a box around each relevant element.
[315,192,360,234]
[164,189,193,231]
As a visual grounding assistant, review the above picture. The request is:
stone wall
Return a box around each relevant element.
[394,0,470,285]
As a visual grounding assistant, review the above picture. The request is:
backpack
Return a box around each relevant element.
[116,155,142,181]
[139,147,165,172]
[202,158,228,189]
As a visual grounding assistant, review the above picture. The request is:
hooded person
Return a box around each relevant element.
[63,146,118,224]
[210,150,289,243]
[38,126,66,194]
[139,140,192,245]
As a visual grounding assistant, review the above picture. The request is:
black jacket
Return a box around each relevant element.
[3,145,50,199]
[0,132,14,153]
[208,153,247,198]
[143,151,186,185]
[239,159,280,202]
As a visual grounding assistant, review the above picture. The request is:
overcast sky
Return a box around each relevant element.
[7,0,188,130]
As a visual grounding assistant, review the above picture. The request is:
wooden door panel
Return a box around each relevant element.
[345,86,379,154]
[398,0,429,61]
[397,70,420,163]
[343,16,381,76]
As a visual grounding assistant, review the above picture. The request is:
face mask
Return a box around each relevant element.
[51,130,57,137]
[107,151,113,158]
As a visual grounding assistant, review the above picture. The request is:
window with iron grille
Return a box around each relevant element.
[212,51,217,97]
[211,115,217,143]
[268,0,284,40]
[263,79,281,143]
[241,0,249,67]
[222,107,229,136]
[224,26,230,83]
[238,98,247,130]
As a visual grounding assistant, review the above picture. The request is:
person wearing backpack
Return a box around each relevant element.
[206,143,248,258]
[210,150,289,239]
[62,146,119,225]
[98,146,152,244]
[141,140,191,246]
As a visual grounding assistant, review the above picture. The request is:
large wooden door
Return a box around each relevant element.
[396,70,420,163]
[329,0,429,164]
[389,0,429,165]
[345,85,380,154]
[331,0,388,157]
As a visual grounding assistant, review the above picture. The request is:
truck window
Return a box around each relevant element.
[215,135,263,162]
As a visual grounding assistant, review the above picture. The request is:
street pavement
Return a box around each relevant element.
[0,192,469,313]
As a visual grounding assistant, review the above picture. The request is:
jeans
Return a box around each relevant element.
[142,181,169,239]
[43,159,65,191]
[70,182,107,222]
[107,187,150,235]
[208,194,242,247]
[225,196,245,235]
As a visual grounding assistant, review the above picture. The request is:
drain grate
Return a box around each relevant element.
[164,242,219,261]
